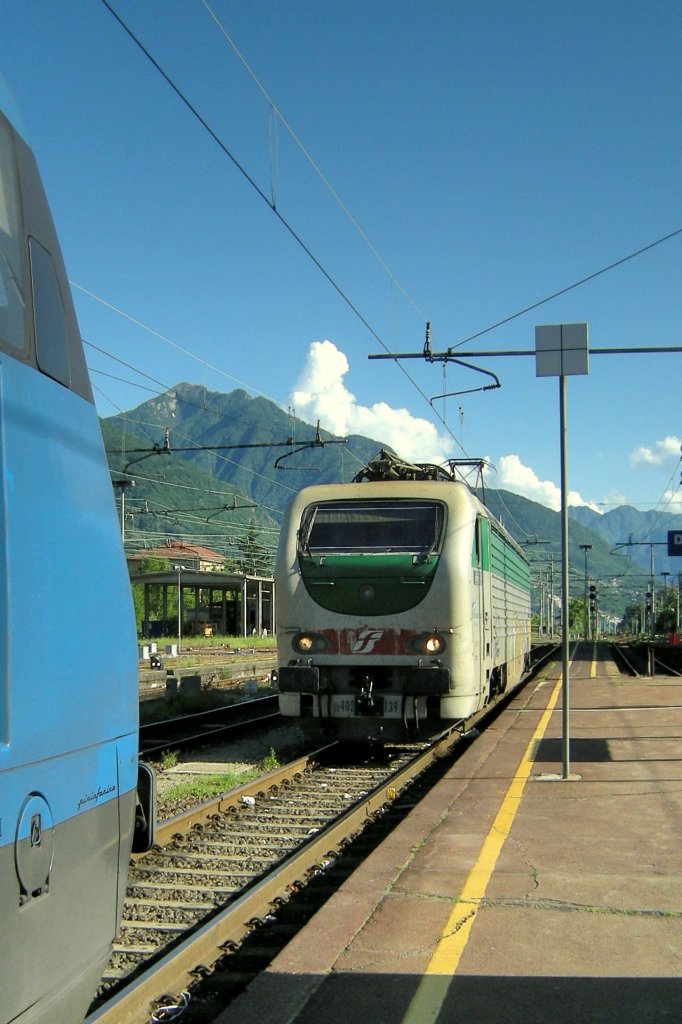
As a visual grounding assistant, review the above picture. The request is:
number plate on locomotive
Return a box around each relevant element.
[330,695,402,717]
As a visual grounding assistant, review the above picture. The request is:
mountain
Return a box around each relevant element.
[103,383,388,573]
[570,505,682,578]
[103,382,645,608]
[105,383,383,513]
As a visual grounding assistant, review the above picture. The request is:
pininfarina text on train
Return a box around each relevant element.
[275,450,532,742]
[0,87,152,1024]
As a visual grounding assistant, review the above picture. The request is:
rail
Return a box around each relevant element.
[139,695,280,757]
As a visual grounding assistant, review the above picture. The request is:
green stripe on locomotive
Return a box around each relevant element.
[299,551,439,614]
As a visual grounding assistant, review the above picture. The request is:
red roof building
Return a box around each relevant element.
[127,539,226,574]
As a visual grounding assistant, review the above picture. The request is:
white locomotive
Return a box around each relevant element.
[275,451,531,741]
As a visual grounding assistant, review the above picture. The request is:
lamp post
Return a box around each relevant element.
[579,544,592,641]
[112,478,135,544]
[174,564,186,652]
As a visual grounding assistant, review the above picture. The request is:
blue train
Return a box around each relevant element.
[276,451,532,742]
[0,87,149,1023]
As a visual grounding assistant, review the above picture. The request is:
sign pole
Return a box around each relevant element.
[559,373,571,778]
[535,323,589,782]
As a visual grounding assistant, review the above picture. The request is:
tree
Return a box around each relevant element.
[619,602,643,635]
[568,596,585,634]
[655,587,678,636]
[235,521,274,576]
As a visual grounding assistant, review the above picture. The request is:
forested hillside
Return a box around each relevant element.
[103,382,384,573]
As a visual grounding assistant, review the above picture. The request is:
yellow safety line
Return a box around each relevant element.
[590,642,597,678]
[401,672,565,1024]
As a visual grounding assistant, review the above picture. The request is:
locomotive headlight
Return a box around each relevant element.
[359,584,376,602]
[292,632,330,654]
[424,633,444,655]
[406,632,446,656]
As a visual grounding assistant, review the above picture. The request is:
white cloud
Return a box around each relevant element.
[486,454,601,513]
[630,435,682,468]
[290,342,604,513]
[291,340,451,463]
[602,490,628,507]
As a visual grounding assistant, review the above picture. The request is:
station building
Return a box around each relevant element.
[126,540,275,639]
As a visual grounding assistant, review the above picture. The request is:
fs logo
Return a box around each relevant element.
[349,628,385,655]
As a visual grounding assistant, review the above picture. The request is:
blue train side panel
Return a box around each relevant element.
[0,360,138,764]
[0,99,139,1024]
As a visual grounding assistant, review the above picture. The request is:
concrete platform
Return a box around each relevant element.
[217,643,682,1023]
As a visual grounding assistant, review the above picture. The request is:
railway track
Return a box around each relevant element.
[139,695,281,757]
[611,641,682,677]
[86,655,559,1024]
[85,724,508,1022]
[87,738,434,1023]
[138,650,277,702]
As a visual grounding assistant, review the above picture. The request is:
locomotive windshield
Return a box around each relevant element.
[299,500,444,556]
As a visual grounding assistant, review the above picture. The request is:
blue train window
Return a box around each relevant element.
[29,237,70,387]
[0,117,26,355]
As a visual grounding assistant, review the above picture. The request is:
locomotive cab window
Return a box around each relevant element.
[30,237,70,387]
[0,116,26,356]
[299,500,445,556]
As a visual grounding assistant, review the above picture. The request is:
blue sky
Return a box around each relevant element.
[3,0,681,515]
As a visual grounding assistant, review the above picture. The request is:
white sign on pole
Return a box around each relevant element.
[535,323,589,377]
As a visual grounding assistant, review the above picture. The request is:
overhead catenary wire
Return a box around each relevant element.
[87,339,369,477]
[102,396,292,551]
[634,452,682,544]
[106,403,353,492]
[78,287,270,400]
[107,412,302,501]
[97,0,681,523]
[83,280,464,459]
[90,346,346,509]
[450,226,682,349]
[96,1,395,350]
[96,0,466,457]
[199,0,428,324]
[117,493,280,556]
